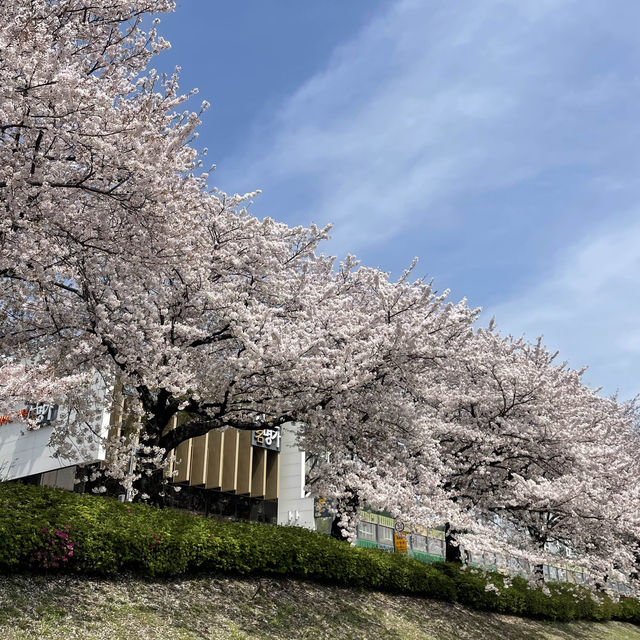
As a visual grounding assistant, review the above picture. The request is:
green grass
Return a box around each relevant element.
[0,574,640,640]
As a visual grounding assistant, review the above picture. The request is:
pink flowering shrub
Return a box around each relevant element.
[149,531,166,551]
[30,524,77,570]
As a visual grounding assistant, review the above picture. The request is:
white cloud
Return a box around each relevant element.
[212,0,640,397]
[487,216,640,399]
[218,0,622,254]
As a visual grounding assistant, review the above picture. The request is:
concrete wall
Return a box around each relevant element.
[0,415,108,482]
[277,423,315,530]
[40,466,77,491]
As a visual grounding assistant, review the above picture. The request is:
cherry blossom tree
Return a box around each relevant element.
[430,325,640,583]
[0,0,478,505]
[301,260,477,538]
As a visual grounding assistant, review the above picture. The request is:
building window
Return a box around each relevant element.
[427,537,444,556]
[358,521,377,542]
[378,525,394,545]
[410,534,427,552]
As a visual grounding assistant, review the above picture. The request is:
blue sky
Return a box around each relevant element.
[156,0,640,400]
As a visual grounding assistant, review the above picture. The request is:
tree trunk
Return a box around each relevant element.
[330,490,360,542]
[533,563,545,584]
[134,461,166,507]
[595,572,609,593]
[330,515,349,542]
[527,527,548,585]
[445,522,462,563]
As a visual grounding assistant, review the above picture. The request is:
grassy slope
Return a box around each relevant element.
[1,574,639,640]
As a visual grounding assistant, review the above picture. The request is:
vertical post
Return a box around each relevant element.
[125,443,137,503]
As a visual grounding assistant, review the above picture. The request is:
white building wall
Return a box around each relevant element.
[0,414,109,482]
[0,388,110,483]
[277,423,315,530]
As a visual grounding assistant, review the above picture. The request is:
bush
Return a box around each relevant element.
[0,482,637,626]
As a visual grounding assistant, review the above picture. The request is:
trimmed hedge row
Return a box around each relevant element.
[0,482,638,625]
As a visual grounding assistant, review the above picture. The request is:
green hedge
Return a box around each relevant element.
[0,483,638,625]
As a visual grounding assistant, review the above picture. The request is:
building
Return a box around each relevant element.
[0,400,109,490]
[0,390,311,529]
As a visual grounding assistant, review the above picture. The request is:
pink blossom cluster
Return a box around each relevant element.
[31,525,77,570]
[148,531,166,551]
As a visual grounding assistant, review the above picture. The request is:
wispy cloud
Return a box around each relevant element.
[210,0,640,396]
[217,0,640,257]
[487,215,640,399]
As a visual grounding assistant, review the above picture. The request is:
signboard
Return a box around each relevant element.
[26,403,59,426]
[394,519,405,533]
[314,497,332,518]
[251,427,281,452]
[394,531,407,554]
[0,404,58,428]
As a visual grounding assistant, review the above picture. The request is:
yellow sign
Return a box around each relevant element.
[394,532,407,554]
